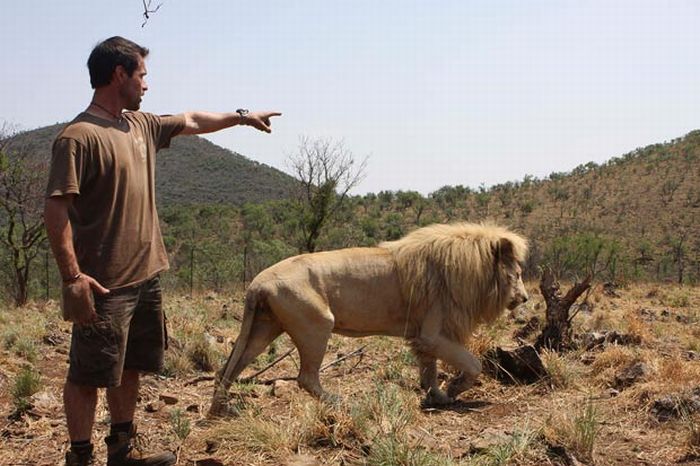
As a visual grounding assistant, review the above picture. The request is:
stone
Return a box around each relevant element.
[205,439,220,453]
[186,404,200,413]
[286,454,321,466]
[158,393,179,405]
[650,387,700,421]
[190,458,224,466]
[469,428,511,453]
[613,362,648,389]
[145,400,166,412]
[483,345,547,384]
[270,380,296,398]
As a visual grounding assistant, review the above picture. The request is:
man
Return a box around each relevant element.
[44,36,281,466]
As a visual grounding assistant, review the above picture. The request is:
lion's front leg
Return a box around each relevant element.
[412,348,452,407]
[432,336,482,399]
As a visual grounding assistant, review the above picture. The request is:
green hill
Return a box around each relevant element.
[9,121,297,206]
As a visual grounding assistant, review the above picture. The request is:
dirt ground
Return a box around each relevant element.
[1,281,699,465]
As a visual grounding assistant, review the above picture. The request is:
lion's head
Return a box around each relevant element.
[380,222,528,343]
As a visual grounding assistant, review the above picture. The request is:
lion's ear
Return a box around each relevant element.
[493,238,515,265]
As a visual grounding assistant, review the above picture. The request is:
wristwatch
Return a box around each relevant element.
[236,108,249,126]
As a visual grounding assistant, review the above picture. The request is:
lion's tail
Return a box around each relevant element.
[208,287,263,417]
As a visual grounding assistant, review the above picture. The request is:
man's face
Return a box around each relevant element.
[119,56,148,111]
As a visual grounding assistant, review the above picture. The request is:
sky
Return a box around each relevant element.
[2,1,699,195]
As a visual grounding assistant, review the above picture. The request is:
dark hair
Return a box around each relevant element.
[87,36,149,89]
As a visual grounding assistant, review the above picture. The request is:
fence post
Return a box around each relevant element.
[45,249,50,301]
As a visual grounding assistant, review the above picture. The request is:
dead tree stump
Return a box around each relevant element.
[535,268,591,351]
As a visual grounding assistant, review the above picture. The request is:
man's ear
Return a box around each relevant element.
[113,65,127,85]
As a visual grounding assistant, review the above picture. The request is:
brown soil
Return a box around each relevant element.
[1,282,699,465]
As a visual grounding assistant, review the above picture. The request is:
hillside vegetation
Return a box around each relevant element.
[3,125,700,304]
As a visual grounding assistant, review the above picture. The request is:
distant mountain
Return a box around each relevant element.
[9,121,297,206]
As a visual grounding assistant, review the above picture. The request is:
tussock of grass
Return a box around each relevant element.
[663,288,691,308]
[169,408,191,441]
[544,399,601,464]
[187,333,223,372]
[541,349,578,389]
[469,427,541,466]
[366,437,456,466]
[590,345,637,373]
[162,350,194,378]
[208,411,300,462]
[11,365,42,414]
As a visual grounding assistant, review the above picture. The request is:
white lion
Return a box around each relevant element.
[210,222,528,415]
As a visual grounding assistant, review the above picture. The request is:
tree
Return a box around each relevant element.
[0,126,48,306]
[287,137,367,253]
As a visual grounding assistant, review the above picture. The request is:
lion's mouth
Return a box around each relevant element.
[507,296,527,310]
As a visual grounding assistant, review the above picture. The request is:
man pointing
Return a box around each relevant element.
[45,36,280,466]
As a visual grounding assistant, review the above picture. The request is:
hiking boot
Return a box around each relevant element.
[65,444,95,466]
[105,425,176,466]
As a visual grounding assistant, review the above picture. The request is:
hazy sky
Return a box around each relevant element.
[2,1,699,194]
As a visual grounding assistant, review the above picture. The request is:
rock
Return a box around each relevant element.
[186,404,200,413]
[286,454,321,466]
[513,316,540,340]
[581,331,641,351]
[42,333,66,346]
[650,387,700,421]
[469,428,511,453]
[613,362,648,389]
[145,400,166,412]
[30,391,58,415]
[603,282,621,298]
[580,353,596,365]
[684,351,699,361]
[483,345,546,384]
[205,439,220,453]
[547,443,586,466]
[607,388,620,398]
[158,393,179,405]
[190,458,224,466]
[270,380,296,398]
[638,308,656,321]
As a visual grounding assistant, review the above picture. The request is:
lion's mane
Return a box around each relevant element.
[380,223,528,343]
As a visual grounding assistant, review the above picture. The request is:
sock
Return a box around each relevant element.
[110,420,133,436]
[70,439,92,454]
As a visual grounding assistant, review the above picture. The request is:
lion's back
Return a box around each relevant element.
[248,247,411,336]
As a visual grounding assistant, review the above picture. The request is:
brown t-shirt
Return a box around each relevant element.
[46,111,186,289]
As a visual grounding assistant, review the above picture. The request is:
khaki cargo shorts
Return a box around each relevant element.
[67,276,168,387]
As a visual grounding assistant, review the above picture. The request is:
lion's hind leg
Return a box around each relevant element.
[210,312,282,416]
[269,292,336,401]
[229,313,284,381]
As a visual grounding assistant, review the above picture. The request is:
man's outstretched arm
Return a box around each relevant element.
[178,110,282,135]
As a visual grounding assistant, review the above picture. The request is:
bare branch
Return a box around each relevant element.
[141,0,163,27]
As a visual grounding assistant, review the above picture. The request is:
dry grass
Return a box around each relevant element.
[1,284,699,465]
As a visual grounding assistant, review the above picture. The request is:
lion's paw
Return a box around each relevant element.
[421,388,454,408]
[446,374,476,398]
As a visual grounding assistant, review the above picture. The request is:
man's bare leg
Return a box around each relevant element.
[106,369,140,423]
[64,381,98,441]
